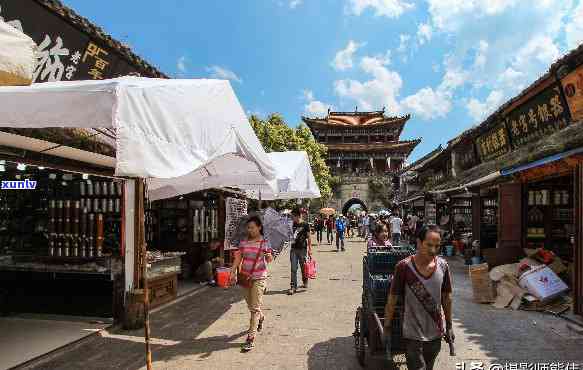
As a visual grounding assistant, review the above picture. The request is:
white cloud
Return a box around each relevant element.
[347,0,414,18]
[397,34,410,53]
[466,90,505,121]
[421,0,572,122]
[427,0,520,32]
[566,1,583,49]
[334,54,402,111]
[401,87,451,119]
[332,40,364,71]
[205,65,243,84]
[417,23,433,45]
[289,0,303,9]
[473,40,488,69]
[302,89,333,116]
[177,56,187,73]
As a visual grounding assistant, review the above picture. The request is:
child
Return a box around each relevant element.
[367,221,393,250]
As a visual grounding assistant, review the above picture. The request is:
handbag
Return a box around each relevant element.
[303,250,317,280]
[237,241,264,288]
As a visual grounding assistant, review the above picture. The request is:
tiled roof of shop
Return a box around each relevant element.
[400,145,443,174]
[427,121,583,192]
[36,0,167,78]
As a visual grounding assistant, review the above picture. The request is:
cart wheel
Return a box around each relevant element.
[354,307,366,366]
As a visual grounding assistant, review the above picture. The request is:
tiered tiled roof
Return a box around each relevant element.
[36,0,167,78]
[326,139,420,155]
[303,110,411,137]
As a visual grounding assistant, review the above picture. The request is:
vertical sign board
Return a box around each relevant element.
[561,64,583,122]
[505,83,570,149]
[0,1,145,81]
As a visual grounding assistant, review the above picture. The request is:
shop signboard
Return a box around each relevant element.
[0,1,146,81]
[455,141,477,170]
[561,64,583,122]
[476,123,511,162]
[504,83,570,149]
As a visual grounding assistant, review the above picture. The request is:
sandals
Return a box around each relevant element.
[241,337,255,352]
[257,316,265,333]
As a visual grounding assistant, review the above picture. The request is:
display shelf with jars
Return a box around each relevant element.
[480,196,498,248]
[424,201,437,224]
[524,177,574,261]
[451,197,472,238]
[0,161,123,278]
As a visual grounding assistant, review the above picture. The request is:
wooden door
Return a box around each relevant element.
[575,165,583,316]
[498,183,522,250]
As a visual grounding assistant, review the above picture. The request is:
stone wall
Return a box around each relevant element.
[327,178,386,213]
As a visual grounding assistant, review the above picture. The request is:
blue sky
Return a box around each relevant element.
[62,0,583,161]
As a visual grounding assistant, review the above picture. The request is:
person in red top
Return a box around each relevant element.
[229,216,273,352]
[325,215,335,244]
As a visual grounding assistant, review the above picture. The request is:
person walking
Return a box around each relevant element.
[362,213,370,240]
[383,225,454,370]
[229,216,273,352]
[314,215,324,244]
[326,215,334,244]
[345,215,351,239]
[335,215,346,251]
[288,207,312,295]
[390,212,404,246]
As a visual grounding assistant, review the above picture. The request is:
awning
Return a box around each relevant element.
[243,151,321,200]
[399,194,424,204]
[500,146,583,176]
[0,77,277,199]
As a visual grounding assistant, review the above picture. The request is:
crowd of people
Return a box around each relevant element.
[227,205,453,369]
[312,209,425,249]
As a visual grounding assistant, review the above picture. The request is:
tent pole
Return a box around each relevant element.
[136,179,152,370]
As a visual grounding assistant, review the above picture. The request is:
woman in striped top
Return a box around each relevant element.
[229,216,273,352]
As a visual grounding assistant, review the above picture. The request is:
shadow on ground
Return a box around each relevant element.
[31,286,246,370]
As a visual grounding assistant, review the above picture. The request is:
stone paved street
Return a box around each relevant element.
[27,238,583,370]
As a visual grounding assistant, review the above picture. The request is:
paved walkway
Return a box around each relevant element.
[26,238,583,370]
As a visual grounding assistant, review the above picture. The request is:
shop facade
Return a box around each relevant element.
[400,43,583,316]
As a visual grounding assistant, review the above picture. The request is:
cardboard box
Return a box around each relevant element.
[469,263,496,303]
[518,266,569,301]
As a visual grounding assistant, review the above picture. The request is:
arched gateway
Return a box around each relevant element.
[302,109,419,213]
[342,198,368,215]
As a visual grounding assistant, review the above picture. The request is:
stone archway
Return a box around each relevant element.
[342,198,368,215]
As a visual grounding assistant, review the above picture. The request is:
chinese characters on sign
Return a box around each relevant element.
[505,84,570,149]
[561,64,583,122]
[476,124,511,162]
[0,1,148,82]
[82,42,110,80]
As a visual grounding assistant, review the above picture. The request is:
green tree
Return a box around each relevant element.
[249,113,332,207]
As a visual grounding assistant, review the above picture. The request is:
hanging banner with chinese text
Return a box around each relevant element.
[476,124,511,162]
[561,64,583,122]
[504,83,570,149]
[0,1,145,82]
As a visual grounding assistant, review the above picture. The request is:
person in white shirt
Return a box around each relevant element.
[390,212,404,246]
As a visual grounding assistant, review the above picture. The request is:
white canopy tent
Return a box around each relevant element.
[0,77,277,196]
[243,150,321,200]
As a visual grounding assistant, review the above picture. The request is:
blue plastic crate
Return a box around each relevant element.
[367,248,414,274]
